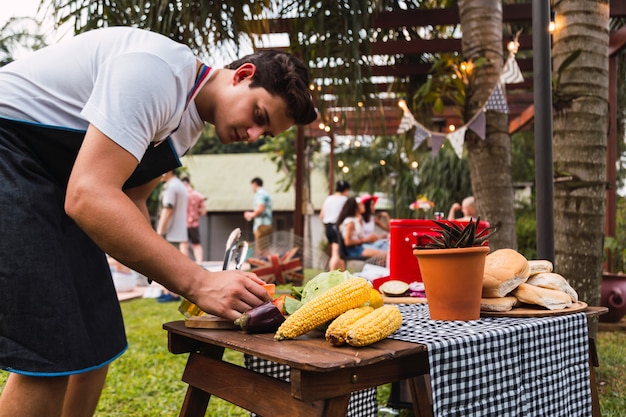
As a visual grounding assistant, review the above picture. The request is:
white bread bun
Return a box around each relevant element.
[513,283,573,310]
[480,296,519,312]
[379,280,409,296]
[527,260,553,275]
[526,272,578,302]
[482,249,530,298]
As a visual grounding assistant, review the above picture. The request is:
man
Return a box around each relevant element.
[447,196,478,221]
[155,169,188,302]
[244,177,273,256]
[180,176,207,264]
[0,27,316,417]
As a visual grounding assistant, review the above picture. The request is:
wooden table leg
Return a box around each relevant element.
[179,386,211,417]
[320,394,351,417]
[589,337,601,417]
[408,375,433,417]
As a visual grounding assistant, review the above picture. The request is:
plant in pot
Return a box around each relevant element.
[413,217,495,321]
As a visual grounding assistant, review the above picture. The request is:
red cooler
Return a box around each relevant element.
[388,219,490,283]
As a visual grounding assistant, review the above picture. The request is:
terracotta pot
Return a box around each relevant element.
[600,272,626,323]
[413,246,489,321]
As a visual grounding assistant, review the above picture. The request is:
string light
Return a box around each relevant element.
[448,124,456,132]
[380,160,386,166]
[548,10,556,33]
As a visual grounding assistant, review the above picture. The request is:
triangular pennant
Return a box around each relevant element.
[485,84,509,114]
[413,125,429,150]
[396,109,417,134]
[468,111,486,140]
[430,133,446,158]
[447,127,467,159]
[500,54,524,85]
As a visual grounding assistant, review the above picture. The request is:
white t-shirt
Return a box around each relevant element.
[161,176,189,243]
[321,194,348,224]
[0,27,209,162]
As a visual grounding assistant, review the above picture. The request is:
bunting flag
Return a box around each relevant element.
[468,111,486,139]
[394,39,519,158]
[413,125,430,150]
[430,133,447,158]
[447,127,467,159]
[247,247,303,285]
[397,109,418,134]
[484,84,510,113]
[500,53,524,85]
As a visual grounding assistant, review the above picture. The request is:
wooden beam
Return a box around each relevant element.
[609,26,626,56]
[509,104,535,134]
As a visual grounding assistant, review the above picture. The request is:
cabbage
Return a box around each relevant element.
[283,269,354,315]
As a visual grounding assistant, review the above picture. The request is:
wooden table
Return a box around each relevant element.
[164,320,433,417]
[164,306,607,417]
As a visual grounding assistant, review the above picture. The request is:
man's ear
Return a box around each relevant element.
[233,63,256,84]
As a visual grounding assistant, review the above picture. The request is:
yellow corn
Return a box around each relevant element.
[325,306,374,346]
[345,305,403,347]
[274,277,372,341]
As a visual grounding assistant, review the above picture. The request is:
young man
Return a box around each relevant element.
[243,177,273,256]
[179,176,207,264]
[0,26,317,417]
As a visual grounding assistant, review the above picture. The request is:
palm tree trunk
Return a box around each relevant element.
[458,0,517,249]
[552,0,609,307]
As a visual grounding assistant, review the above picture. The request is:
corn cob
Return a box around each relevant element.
[274,277,371,341]
[325,306,374,346]
[345,305,403,347]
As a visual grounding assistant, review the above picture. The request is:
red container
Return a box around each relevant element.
[388,219,490,283]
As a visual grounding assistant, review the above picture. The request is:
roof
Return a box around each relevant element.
[180,153,329,212]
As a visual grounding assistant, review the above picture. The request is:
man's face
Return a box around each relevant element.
[214,65,294,144]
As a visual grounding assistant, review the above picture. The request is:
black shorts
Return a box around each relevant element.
[0,119,127,376]
[324,223,340,244]
[187,227,201,244]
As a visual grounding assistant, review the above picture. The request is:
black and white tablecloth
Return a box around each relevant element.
[389,303,591,417]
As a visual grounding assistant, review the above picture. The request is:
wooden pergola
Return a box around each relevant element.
[258,1,626,240]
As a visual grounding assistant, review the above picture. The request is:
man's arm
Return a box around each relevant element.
[65,125,269,320]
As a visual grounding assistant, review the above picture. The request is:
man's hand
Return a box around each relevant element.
[191,270,271,321]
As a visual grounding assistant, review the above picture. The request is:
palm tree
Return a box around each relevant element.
[0,17,47,66]
[457,0,517,250]
[552,0,610,307]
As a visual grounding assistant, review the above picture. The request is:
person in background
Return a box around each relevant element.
[155,169,188,302]
[244,177,273,256]
[360,194,390,251]
[0,26,316,417]
[448,196,477,221]
[180,176,207,264]
[336,197,387,260]
[320,180,351,271]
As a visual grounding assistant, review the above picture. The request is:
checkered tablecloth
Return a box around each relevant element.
[389,303,591,417]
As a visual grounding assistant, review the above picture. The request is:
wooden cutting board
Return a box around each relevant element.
[185,315,239,329]
[383,295,427,304]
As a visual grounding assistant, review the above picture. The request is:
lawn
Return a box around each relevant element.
[1,297,625,416]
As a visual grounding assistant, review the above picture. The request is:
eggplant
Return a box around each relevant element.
[234,301,286,333]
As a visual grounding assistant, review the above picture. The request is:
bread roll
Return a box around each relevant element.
[527,260,553,275]
[526,272,578,302]
[480,296,519,312]
[482,249,530,298]
[513,283,573,310]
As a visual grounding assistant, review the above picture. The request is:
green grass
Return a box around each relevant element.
[1,298,625,416]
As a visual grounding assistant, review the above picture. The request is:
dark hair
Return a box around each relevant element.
[335,180,351,193]
[362,199,374,223]
[226,50,317,125]
[251,177,263,186]
[336,197,359,228]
